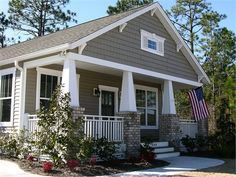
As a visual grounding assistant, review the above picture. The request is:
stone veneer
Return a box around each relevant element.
[116,112,141,157]
[159,114,181,148]
[72,107,85,119]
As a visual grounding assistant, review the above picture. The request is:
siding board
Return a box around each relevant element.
[84,12,197,81]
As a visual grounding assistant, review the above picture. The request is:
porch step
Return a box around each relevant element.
[153,147,174,153]
[141,141,180,160]
[149,141,169,148]
[155,152,180,159]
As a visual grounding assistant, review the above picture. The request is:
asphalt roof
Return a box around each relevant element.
[0,4,152,61]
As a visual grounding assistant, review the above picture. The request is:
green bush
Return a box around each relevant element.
[0,129,30,158]
[77,137,95,163]
[95,137,115,161]
[34,85,84,167]
[181,135,196,152]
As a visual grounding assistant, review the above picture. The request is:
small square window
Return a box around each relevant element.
[141,29,165,56]
[148,40,157,50]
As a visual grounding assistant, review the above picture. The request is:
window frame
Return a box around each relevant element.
[141,29,165,56]
[135,85,158,129]
[0,67,16,127]
[36,67,80,110]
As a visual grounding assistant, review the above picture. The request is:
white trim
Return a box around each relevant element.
[78,43,87,54]
[135,84,158,129]
[68,52,203,87]
[21,67,27,128]
[0,43,70,66]
[98,85,119,116]
[35,67,80,110]
[23,54,65,69]
[69,3,158,50]
[141,29,165,56]
[151,8,157,16]
[1,3,209,84]
[119,23,127,33]
[0,67,16,127]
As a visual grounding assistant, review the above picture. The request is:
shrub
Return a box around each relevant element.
[181,135,196,152]
[77,137,95,164]
[95,137,115,161]
[67,159,80,171]
[43,161,53,172]
[140,141,155,162]
[35,85,84,167]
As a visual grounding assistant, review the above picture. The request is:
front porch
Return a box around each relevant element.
[20,52,202,156]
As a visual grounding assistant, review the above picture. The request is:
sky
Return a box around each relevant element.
[0,0,235,39]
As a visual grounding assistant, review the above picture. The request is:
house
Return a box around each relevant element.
[0,3,209,158]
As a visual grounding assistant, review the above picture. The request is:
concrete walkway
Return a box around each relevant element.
[112,156,224,177]
[0,156,224,177]
[0,160,45,177]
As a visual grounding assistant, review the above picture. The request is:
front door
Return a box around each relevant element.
[101,90,115,116]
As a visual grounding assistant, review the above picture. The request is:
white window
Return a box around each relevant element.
[135,85,158,129]
[36,67,80,110]
[141,29,165,56]
[0,68,15,126]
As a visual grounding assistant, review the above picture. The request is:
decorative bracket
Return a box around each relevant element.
[60,50,67,56]
[151,8,157,16]
[176,42,183,52]
[198,75,205,82]
[78,43,87,54]
[119,23,127,33]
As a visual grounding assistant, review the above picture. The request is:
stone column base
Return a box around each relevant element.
[116,112,141,158]
[72,107,85,120]
[159,114,181,148]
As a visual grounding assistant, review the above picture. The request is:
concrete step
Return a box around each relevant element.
[149,142,169,148]
[153,147,174,153]
[155,152,180,159]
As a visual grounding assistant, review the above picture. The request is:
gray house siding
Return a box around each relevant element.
[83,12,198,81]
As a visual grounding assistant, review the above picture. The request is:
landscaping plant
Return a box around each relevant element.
[34,85,84,167]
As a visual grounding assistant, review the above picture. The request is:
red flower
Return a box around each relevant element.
[90,155,96,166]
[27,155,34,162]
[67,160,80,171]
[43,161,53,172]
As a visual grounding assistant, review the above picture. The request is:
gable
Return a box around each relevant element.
[83,12,198,81]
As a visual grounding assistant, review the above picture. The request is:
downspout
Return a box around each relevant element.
[14,61,24,131]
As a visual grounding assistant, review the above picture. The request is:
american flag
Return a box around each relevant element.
[188,87,209,121]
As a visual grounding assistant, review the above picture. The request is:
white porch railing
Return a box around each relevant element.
[25,114,124,142]
[84,115,124,142]
[25,114,40,133]
[179,119,198,138]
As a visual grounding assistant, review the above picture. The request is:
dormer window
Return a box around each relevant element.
[141,29,165,56]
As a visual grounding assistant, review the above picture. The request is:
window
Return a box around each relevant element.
[0,68,15,126]
[36,67,80,110]
[40,74,60,108]
[136,85,158,128]
[141,29,165,56]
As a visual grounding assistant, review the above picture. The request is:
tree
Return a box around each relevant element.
[0,12,10,48]
[107,0,153,15]
[203,28,236,132]
[8,0,77,37]
[168,0,225,55]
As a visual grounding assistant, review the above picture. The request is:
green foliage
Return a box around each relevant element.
[0,129,30,158]
[181,135,196,152]
[107,0,153,15]
[35,85,84,167]
[76,138,95,163]
[95,137,115,161]
[168,0,225,55]
[8,0,77,37]
[0,12,10,48]
[208,97,235,158]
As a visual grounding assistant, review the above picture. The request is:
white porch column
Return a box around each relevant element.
[120,71,137,112]
[61,57,79,107]
[162,80,176,114]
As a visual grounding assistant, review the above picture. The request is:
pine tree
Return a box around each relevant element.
[107,0,153,15]
[0,12,10,48]
[8,0,77,37]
